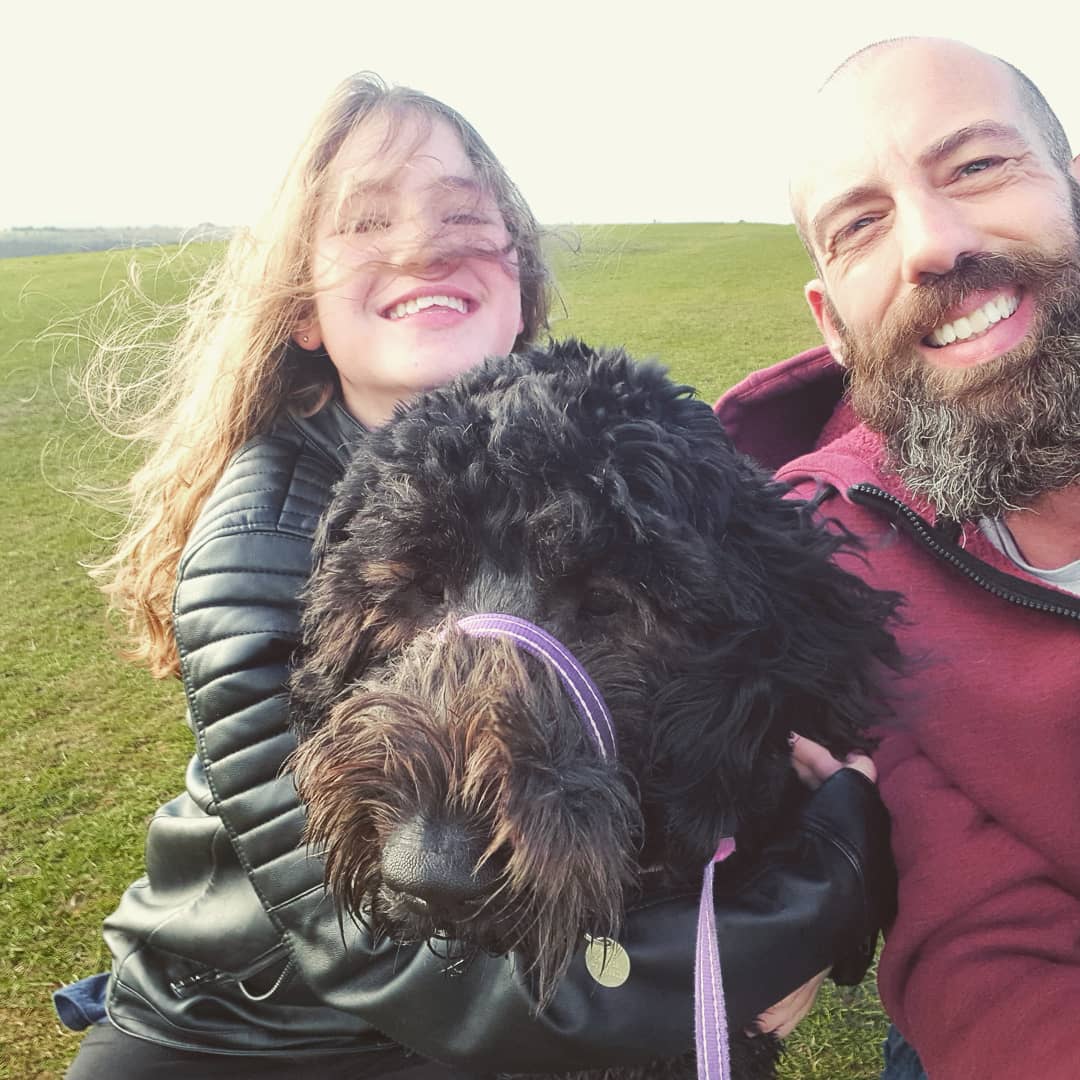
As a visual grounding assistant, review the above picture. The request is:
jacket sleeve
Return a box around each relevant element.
[176,520,895,1072]
[276,768,893,1071]
[174,522,326,916]
[878,741,1080,1080]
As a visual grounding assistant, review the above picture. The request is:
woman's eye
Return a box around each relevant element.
[580,586,622,618]
[346,217,391,234]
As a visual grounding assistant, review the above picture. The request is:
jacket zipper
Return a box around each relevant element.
[848,483,1080,621]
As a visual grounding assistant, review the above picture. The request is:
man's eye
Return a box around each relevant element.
[445,213,488,226]
[958,157,1001,177]
[845,215,877,236]
[833,215,879,249]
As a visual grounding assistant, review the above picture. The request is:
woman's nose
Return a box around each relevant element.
[390,211,459,276]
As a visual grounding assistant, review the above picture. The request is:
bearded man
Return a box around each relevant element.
[717,36,1080,1080]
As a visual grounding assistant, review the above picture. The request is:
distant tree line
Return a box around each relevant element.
[0,224,232,258]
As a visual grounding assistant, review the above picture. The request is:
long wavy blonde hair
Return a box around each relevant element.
[87,74,550,678]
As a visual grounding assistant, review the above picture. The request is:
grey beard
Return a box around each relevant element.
[881,335,1080,520]
[835,227,1080,521]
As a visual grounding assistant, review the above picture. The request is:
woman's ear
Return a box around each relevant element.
[293,319,324,351]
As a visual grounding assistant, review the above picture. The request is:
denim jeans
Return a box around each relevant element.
[880,1024,928,1079]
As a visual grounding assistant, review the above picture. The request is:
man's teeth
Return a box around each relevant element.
[387,294,467,319]
[928,294,1019,346]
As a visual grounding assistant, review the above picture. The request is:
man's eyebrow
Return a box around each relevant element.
[811,184,883,248]
[808,122,1029,248]
[917,121,1027,169]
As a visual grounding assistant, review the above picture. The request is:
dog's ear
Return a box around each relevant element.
[727,489,903,754]
[646,666,794,865]
[289,543,377,739]
[640,425,902,858]
[311,495,356,577]
[290,481,377,740]
[666,470,903,754]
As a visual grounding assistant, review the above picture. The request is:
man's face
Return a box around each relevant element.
[794,39,1080,518]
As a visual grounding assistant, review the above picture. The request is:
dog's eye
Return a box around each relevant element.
[580,586,622,618]
[413,573,446,603]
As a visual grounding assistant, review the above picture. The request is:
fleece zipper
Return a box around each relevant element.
[847,483,1080,621]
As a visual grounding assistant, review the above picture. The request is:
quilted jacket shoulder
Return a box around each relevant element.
[174,425,333,900]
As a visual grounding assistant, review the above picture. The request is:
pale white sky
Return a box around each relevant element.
[5,0,1077,228]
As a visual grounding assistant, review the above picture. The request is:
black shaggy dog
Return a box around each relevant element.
[288,340,900,1080]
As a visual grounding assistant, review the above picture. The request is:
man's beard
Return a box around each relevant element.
[829,196,1080,522]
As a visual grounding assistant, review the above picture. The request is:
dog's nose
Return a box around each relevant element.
[381,816,496,916]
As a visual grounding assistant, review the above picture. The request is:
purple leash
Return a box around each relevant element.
[695,836,736,1080]
[455,614,734,1080]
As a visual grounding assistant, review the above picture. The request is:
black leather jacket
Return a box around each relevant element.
[101,397,895,1067]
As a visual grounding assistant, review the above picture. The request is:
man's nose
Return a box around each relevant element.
[896,189,985,285]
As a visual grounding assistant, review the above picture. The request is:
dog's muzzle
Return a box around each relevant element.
[379,613,617,922]
[380,815,497,919]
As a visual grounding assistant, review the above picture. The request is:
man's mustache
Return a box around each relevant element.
[874,248,1078,357]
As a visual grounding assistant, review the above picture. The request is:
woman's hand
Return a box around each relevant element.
[748,967,831,1039]
[790,732,876,789]
[744,737,880,1038]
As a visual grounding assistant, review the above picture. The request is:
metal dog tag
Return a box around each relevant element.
[583,934,630,988]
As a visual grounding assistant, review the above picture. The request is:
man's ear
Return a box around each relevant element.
[1070,153,1080,184]
[804,279,845,366]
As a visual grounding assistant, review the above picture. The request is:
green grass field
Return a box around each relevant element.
[0,225,888,1079]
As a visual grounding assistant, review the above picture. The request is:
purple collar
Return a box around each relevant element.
[455,614,617,760]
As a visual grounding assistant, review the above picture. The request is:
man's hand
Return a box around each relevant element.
[748,967,831,1039]
[790,732,876,789]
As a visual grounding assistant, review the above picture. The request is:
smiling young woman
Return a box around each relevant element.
[296,112,527,428]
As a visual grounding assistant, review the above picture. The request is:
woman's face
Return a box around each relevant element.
[301,112,524,428]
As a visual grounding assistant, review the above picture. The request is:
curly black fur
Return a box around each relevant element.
[288,340,902,1080]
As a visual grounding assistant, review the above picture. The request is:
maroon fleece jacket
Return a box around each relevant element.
[717,346,1080,1080]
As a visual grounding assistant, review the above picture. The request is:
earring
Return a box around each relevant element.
[302,334,309,345]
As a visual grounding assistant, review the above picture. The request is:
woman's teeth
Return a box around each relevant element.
[387,294,467,320]
[928,293,1019,347]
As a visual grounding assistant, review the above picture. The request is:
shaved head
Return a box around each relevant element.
[824,38,1072,168]
[791,37,1073,265]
